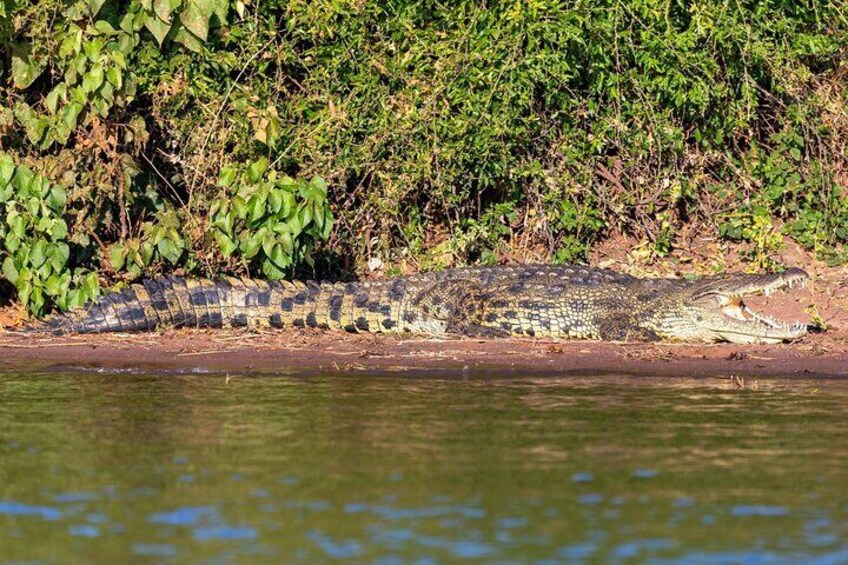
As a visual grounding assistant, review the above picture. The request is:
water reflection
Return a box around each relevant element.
[0,372,846,562]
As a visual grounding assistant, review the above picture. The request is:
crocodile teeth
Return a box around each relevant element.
[744,306,792,329]
[756,273,809,297]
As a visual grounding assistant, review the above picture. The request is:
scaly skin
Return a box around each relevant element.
[31,265,811,344]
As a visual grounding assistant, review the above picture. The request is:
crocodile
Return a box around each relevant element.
[29,265,810,343]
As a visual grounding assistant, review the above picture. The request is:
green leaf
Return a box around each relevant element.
[108,244,126,271]
[278,231,293,254]
[44,84,67,115]
[28,239,47,268]
[112,51,128,71]
[82,66,105,93]
[63,101,84,131]
[0,154,14,202]
[153,0,180,21]
[88,0,108,16]
[128,248,143,268]
[48,121,73,146]
[145,13,173,45]
[288,213,302,238]
[157,238,182,264]
[2,257,19,284]
[261,257,287,280]
[246,157,268,183]
[0,153,14,181]
[216,233,238,257]
[173,26,205,53]
[217,166,236,187]
[32,174,50,198]
[119,11,137,34]
[299,204,313,228]
[37,262,52,282]
[9,213,26,238]
[106,67,123,89]
[17,278,33,308]
[93,19,116,35]
[25,196,41,216]
[166,227,184,246]
[45,274,62,295]
[321,214,333,240]
[5,232,20,252]
[30,286,45,316]
[268,190,283,214]
[83,37,104,62]
[100,79,115,103]
[310,176,328,199]
[231,195,247,219]
[180,0,214,41]
[13,102,47,146]
[11,42,46,90]
[83,273,100,300]
[140,241,155,265]
[261,231,276,257]
[47,185,67,212]
[268,242,290,267]
[61,289,77,310]
[247,194,265,223]
[239,233,261,259]
[281,192,295,217]
[210,0,228,22]
[211,206,233,234]
[59,26,84,58]
[49,242,70,272]
[72,53,88,79]
[93,95,112,118]
[149,225,164,245]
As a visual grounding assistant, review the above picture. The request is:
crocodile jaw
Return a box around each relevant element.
[704,269,810,344]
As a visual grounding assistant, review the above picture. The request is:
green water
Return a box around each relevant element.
[0,370,846,563]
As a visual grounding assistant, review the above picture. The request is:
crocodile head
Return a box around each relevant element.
[646,268,810,344]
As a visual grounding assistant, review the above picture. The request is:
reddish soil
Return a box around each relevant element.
[0,254,845,378]
[0,326,845,378]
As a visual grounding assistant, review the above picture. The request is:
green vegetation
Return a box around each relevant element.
[0,154,99,315]
[1,0,847,314]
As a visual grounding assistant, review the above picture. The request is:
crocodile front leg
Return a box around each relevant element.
[597,315,661,342]
[408,278,489,336]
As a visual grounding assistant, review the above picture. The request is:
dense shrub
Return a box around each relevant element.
[1,0,847,314]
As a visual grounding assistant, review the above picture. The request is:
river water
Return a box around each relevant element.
[0,370,846,563]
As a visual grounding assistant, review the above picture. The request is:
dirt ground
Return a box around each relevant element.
[1,246,845,378]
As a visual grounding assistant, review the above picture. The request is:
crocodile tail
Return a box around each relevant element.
[28,276,361,335]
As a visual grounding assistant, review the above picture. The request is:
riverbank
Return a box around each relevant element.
[0,323,846,378]
[1,257,845,378]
